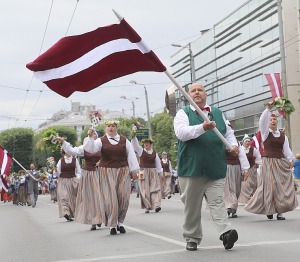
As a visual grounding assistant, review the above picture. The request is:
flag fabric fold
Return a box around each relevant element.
[264,73,283,99]
[0,146,13,176]
[26,19,166,97]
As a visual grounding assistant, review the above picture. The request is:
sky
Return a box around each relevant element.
[0,0,245,131]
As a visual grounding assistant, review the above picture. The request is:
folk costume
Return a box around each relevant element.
[84,131,139,234]
[160,152,173,199]
[238,135,262,204]
[245,109,298,220]
[56,154,81,221]
[224,141,250,218]
[26,166,40,207]
[174,104,239,248]
[62,140,104,228]
[0,174,13,202]
[131,137,163,213]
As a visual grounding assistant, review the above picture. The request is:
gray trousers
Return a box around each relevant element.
[179,176,232,245]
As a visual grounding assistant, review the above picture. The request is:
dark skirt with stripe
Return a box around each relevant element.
[245,157,298,215]
[224,165,242,211]
[239,165,258,204]
[57,177,78,218]
[98,166,131,227]
[75,169,105,225]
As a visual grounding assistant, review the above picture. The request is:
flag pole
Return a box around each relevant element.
[12,157,38,181]
[164,70,232,150]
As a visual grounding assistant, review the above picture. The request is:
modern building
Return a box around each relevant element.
[170,0,300,153]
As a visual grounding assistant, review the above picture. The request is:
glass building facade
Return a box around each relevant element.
[171,0,283,140]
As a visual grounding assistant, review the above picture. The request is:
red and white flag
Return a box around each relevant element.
[264,73,283,99]
[26,18,166,97]
[0,146,13,176]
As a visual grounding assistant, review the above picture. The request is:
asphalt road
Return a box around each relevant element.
[1,193,300,262]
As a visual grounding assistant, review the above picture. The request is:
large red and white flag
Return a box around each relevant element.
[264,73,283,99]
[26,18,166,97]
[0,146,13,176]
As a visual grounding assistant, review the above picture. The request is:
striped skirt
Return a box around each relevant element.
[239,165,258,204]
[138,168,161,210]
[57,177,78,219]
[75,169,105,225]
[224,165,242,211]
[98,166,131,227]
[245,157,298,215]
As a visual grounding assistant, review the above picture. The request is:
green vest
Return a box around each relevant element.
[177,106,227,179]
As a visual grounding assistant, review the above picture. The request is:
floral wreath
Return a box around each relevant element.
[273,97,295,116]
[88,110,102,127]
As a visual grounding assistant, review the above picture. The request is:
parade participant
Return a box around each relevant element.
[293,153,300,179]
[174,82,239,251]
[160,151,173,199]
[48,166,58,203]
[224,134,250,218]
[245,103,298,220]
[239,135,262,205]
[17,170,27,206]
[56,150,81,222]
[57,132,103,230]
[84,121,139,235]
[26,163,40,208]
[131,135,163,214]
[0,174,13,203]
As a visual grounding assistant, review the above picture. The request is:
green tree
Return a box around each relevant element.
[0,128,34,172]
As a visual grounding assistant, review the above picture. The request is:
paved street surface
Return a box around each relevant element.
[1,193,300,262]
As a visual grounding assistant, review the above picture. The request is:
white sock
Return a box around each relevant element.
[118,222,123,227]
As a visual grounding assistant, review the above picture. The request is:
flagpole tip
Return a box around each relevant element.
[112,9,123,21]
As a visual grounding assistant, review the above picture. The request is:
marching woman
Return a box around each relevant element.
[160,151,173,199]
[84,121,139,235]
[56,132,103,230]
[17,170,27,206]
[245,103,298,220]
[238,135,262,204]
[56,150,81,222]
[131,135,163,214]
[1,173,13,203]
[49,166,58,203]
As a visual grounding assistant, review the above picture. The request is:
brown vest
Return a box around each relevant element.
[226,151,240,165]
[262,132,285,158]
[84,150,101,171]
[139,150,156,168]
[161,159,170,172]
[60,157,76,178]
[99,135,128,168]
[245,147,255,168]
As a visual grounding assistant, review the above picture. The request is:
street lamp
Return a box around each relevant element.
[129,80,152,139]
[171,43,196,83]
[120,95,136,118]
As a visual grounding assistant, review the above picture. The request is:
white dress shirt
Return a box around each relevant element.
[174,104,238,147]
[259,109,294,161]
[131,136,163,173]
[84,134,139,173]
[56,156,81,178]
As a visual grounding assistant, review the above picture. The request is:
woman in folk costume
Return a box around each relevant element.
[84,121,139,235]
[0,174,13,203]
[224,123,250,218]
[17,170,27,206]
[160,151,173,199]
[245,103,298,220]
[239,135,262,204]
[49,166,58,203]
[131,135,163,214]
[57,131,103,231]
[56,150,81,222]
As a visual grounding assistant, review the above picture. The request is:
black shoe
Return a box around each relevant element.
[267,215,273,220]
[168,195,172,199]
[220,229,238,250]
[32,205,36,208]
[277,215,285,220]
[110,228,117,235]
[231,212,237,218]
[155,207,161,213]
[145,209,149,213]
[117,225,126,234]
[97,224,102,228]
[186,242,197,251]
[90,225,96,231]
[64,214,70,221]
[227,208,232,216]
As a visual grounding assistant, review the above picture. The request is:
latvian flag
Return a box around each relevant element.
[0,146,13,176]
[26,18,166,98]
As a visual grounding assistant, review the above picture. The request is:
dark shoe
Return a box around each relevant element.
[168,195,172,199]
[267,215,273,220]
[220,229,238,250]
[277,215,285,220]
[155,207,161,213]
[32,205,36,208]
[64,214,70,221]
[186,242,197,251]
[68,217,73,222]
[145,209,149,213]
[97,224,102,228]
[90,225,96,231]
[110,228,117,235]
[117,225,126,234]
[227,208,232,216]
[231,212,237,218]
